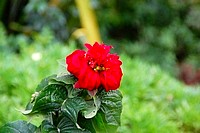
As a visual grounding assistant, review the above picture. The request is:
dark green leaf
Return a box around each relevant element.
[38,113,90,133]
[78,111,117,133]
[39,120,57,133]
[78,90,123,133]
[36,74,57,92]
[50,75,81,98]
[91,111,117,132]
[55,113,90,133]
[65,84,82,98]
[28,84,67,114]
[25,101,34,111]
[83,96,101,119]
[99,90,123,126]
[0,120,37,133]
[61,97,87,123]
[77,114,96,133]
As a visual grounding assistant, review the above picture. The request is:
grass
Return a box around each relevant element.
[0,27,200,132]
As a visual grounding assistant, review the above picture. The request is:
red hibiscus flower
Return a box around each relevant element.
[66,42,123,92]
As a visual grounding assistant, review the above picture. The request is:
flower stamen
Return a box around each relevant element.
[94,65,105,72]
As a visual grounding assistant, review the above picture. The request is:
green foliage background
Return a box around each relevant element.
[0,0,200,132]
[0,25,200,132]
[95,0,200,75]
[1,0,200,74]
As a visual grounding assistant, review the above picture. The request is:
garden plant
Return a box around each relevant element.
[0,0,200,132]
[0,42,123,133]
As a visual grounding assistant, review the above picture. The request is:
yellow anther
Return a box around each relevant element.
[93,66,106,72]
[96,66,101,70]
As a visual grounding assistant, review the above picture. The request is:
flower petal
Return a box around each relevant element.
[101,67,123,91]
[66,50,86,77]
[104,54,122,68]
[75,67,101,91]
[86,42,112,63]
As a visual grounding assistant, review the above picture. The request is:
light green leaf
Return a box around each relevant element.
[57,58,70,77]
[0,120,37,133]
[50,74,77,85]
[57,58,66,68]
[52,74,77,85]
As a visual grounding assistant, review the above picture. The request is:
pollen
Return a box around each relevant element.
[94,65,105,72]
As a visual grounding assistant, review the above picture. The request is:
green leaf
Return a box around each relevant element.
[25,101,34,111]
[99,90,123,126]
[66,84,82,98]
[36,74,57,92]
[77,115,96,133]
[78,90,123,133]
[83,96,101,119]
[36,74,76,92]
[91,112,117,132]
[38,113,90,133]
[0,120,37,133]
[27,84,67,114]
[55,113,90,133]
[52,74,77,85]
[39,120,57,133]
[57,58,66,68]
[57,58,68,76]
[61,97,87,123]
[78,111,117,133]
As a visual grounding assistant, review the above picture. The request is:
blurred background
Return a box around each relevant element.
[0,0,200,132]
